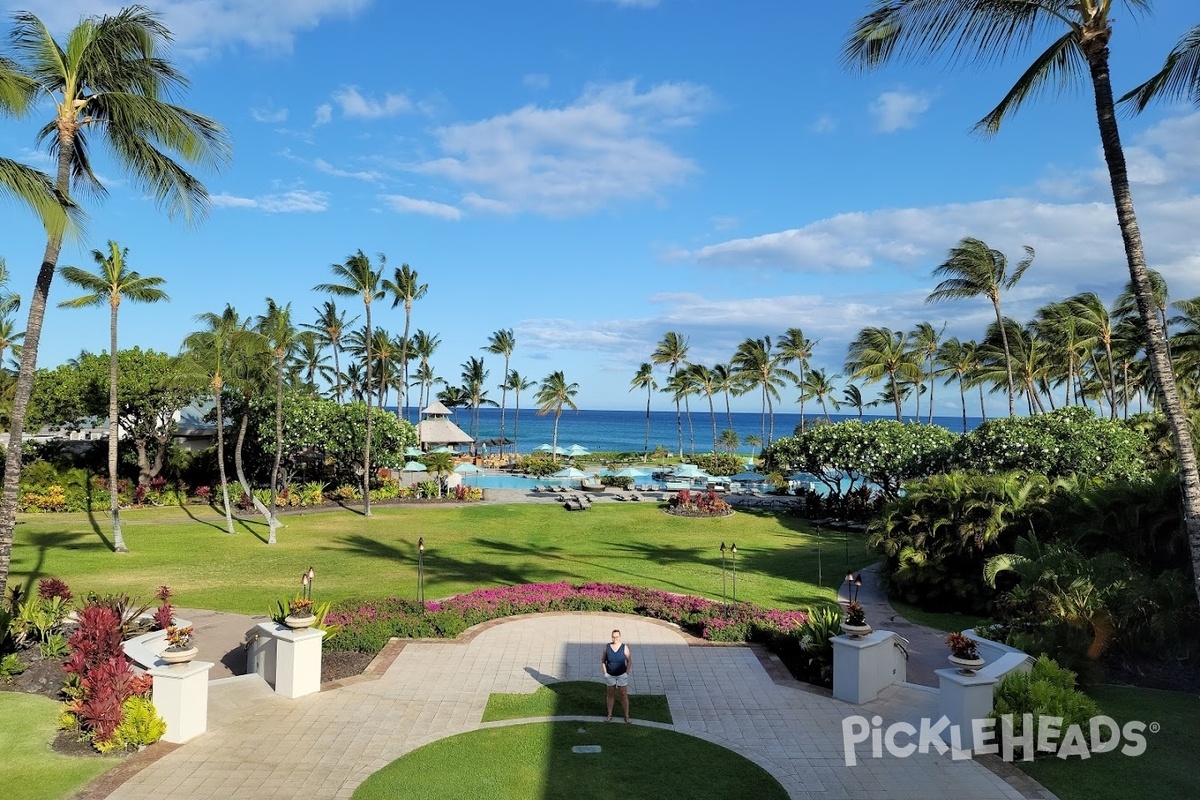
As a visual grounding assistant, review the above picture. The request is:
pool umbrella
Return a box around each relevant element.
[612,467,649,479]
[671,464,710,479]
[550,467,589,480]
[431,445,455,453]
[565,444,591,457]
[454,462,485,474]
[729,470,765,482]
[404,446,424,457]
[401,461,427,472]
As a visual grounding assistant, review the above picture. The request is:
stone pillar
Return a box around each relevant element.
[832,630,901,704]
[937,668,1000,751]
[274,626,326,699]
[150,661,213,743]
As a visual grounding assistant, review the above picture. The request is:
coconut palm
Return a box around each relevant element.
[745,433,762,458]
[800,368,842,422]
[256,298,298,544]
[845,327,921,421]
[535,371,579,462]
[290,331,331,391]
[925,238,1033,416]
[718,428,740,454]
[711,362,737,431]
[936,338,976,433]
[910,322,945,424]
[383,264,427,423]
[0,7,229,597]
[0,315,24,369]
[303,300,356,402]
[1033,300,1087,408]
[58,241,168,553]
[651,332,690,457]
[410,329,440,412]
[664,368,699,457]
[778,328,816,429]
[1123,24,1200,111]
[460,356,496,441]
[841,383,869,420]
[688,364,722,453]
[845,0,1200,605]
[314,250,385,517]
[503,370,536,456]
[0,260,20,317]
[483,329,516,454]
[421,450,454,498]
[1068,292,1119,419]
[731,336,795,446]
[629,362,657,459]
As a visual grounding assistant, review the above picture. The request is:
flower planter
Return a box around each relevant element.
[284,613,317,630]
[160,645,198,666]
[841,622,872,639]
[948,654,985,675]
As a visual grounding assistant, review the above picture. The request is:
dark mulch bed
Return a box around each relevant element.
[322,649,374,683]
[1,645,66,700]
[1104,656,1200,694]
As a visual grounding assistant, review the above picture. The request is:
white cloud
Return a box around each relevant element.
[314,104,333,126]
[810,114,837,134]
[251,105,288,123]
[313,158,382,181]
[380,194,462,220]
[331,86,412,120]
[410,80,713,216]
[870,89,934,132]
[212,189,329,213]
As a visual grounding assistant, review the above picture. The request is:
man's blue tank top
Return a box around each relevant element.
[604,643,627,675]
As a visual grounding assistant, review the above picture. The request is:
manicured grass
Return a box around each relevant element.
[1018,685,1199,800]
[482,680,672,724]
[889,599,990,633]
[350,721,788,800]
[0,693,117,800]
[10,503,873,615]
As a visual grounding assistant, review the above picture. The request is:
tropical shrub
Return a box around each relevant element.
[101,696,166,754]
[667,489,731,517]
[990,656,1101,758]
[62,603,142,750]
[515,453,559,477]
[691,453,744,478]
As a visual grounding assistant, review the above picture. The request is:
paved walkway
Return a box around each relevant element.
[175,608,265,679]
[104,614,1046,800]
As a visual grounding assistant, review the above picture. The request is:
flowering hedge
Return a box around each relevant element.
[325,582,810,653]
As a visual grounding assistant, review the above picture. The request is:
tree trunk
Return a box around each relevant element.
[333,341,343,404]
[708,395,718,452]
[959,378,967,433]
[675,398,684,458]
[214,384,234,534]
[993,297,1016,416]
[1084,35,1200,607]
[644,389,651,457]
[268,355,283,545]
[363,301,373,517]
[108,301,126,552]
[234,412,276,536]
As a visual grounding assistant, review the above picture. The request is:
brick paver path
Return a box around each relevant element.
[106,614,1034,800]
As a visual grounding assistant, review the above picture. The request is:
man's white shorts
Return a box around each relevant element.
[604,673,628,687]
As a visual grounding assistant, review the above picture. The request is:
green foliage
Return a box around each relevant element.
[98,696,166,753]
[954,407,1148,481]
[762,605,842,688]
[991,656,1102,758]
[515,453,559,477]
[39,632,70,659]
[690,453,743,477]
[764,419,955,499]
[0,652,25,681]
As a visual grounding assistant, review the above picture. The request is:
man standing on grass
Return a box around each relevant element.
[601,629,632,723]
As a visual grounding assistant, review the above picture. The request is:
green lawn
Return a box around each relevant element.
[1018,685,1199,800]
[350,721,789,800]
[888,599,990,632]
[10,503,873,614]
[0,693,118,800]
[482,680,672,724]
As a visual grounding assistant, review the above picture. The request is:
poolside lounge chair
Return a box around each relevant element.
[629,493,641,501]
[613,494,626,501]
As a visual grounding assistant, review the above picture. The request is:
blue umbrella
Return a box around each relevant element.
[565,444,591,457]
[401,461,428,472]
[612,467,648,479]
[729,470,765,482]
[404,446,424,457]
[454,462,485,475]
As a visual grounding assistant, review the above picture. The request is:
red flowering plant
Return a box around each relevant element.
[152,585,175,630]
[667,489,732,517]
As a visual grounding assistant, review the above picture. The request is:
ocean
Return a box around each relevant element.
[388,405,985,455]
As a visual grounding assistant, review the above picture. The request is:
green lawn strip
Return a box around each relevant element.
[351,721,788,800]
[1018,685,1199,800]
[482,680,672,724]
[888,599,990,633]
[0,693,118,800]
[11,504,872,615]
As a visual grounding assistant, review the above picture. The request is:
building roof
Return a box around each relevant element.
[422,401,455,417]
[417,416,474,445]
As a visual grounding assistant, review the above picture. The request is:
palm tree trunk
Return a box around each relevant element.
[233,412,275,533]
[268,357,283,545]
[767,392,775,444]
[798,364,806,430]
[333,341,343,404]
[724,390,733,431]
[708,395,718,452]
[1084,36,1200,606]
[214,384,234,534]
[500,355,509,453]
[363,302,373,517]
[644,388,651,458]
[684,395,695,456]
[959,378,967,433]
[108,302,126,552]
[890,370,902,421]
[978,384,986,421]
[675,398,683,458]
[927,356,936,425]
[994,298,1016,416]
[1104,342,1118,420]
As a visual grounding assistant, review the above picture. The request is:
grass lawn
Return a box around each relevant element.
[1018,685,1199,800]
[10,503,874,614]
[482,680,672,724]
[888,599,990,632]
[0,693,118,800]
[350,721,789,800]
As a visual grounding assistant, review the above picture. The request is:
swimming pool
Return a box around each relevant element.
[460,473,770,492]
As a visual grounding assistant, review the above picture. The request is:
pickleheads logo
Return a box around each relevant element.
[841,714,1154,766]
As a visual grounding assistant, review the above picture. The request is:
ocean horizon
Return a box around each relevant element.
[385,405,986,455]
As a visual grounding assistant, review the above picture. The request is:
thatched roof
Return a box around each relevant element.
[417,416,474,446]
[422,401,455,417]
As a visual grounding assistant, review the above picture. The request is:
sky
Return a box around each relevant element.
[2,0,1199,415]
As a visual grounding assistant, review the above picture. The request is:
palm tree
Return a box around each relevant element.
[460,356,495,441]
[844,327,921,421]
[664,369,699,457]
[383,264,427,423]
[745,433,762,459]
[800,368,842,422]
[712,363,736,431]
[503,370,536,456]
[629,363,657,459]
[841,383,868,420]
[256,298,298,543]
[845,0,1200,606]
[290,331,330,392]
[410,329,440,412]
[421,450,454,498]
[314,250,385,517]
[778,327,816,429]
[910,322,945,424]
[303,300,356,402]
[58,241,168,553]
[0,7,229,597]
[925,238,1033,416]
[731,336,794,446]
[1068,292,1119,419]
[483,329,516,454]
[936,338,976,433]
[1123,24,1200,111]
[0,260,20,317]
[689,364,722,453]
[0,315,24,369]
[535,371,579,462]
[718,428,740,454]
[651,332,690,457]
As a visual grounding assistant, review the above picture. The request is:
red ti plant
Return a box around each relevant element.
[38,577,73,603]
[63,603,139,748]
[153,586,175,630]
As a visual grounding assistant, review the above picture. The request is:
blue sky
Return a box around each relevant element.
[2,0,1199,414]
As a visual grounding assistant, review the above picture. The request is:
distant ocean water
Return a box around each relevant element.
[387,406,985,455]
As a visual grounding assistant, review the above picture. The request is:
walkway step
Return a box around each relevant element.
[207,673,278,729]
[176,607,269,680]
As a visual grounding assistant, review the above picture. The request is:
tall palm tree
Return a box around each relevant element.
[1068,292,1119,419]
[483,329,516,454]
[314,250,385,517]
[651,332,690,457]
[778,328,816,429]
[664,369,699,457]
[800,368,842,422]
[303,300,356,402]
[0,316,24,369]
[845,0,1200,606]
[718,428,740,454]
[0,260,21,317]
[256,298,298,544]
[460,356,495,441]
[383,264,427,423]
[629,362,657,459]
[845,327,921,421]
[925,238,1033,416]
[503,370,536,456]
[689,364,722,453]
[410,329,440,412]
[936,337,976,433]
[291,331,331,391]
[910,322,945,424]
[535,371,579,462]
[712,362,736,431]
[841,383,868,420]
[0,7,229,597]
[58,241,168,553]
[731,336,794,446]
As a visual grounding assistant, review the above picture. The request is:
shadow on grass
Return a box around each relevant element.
[83,506,114,552]
[327,534,567,588]
[481,680,672,724]
[15,529,101,594]
[234,514,269,544]
[174,498,231,533]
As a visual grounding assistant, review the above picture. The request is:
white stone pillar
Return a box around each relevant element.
[149,660,213,743]
[937,668,1000,751]
[273,626,326,699]
[832,630,900,704]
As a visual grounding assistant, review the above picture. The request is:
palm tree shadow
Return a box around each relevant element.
[334,499,366,517]
[173,497,231,533]
[235,515,269,544]
[84,505,114,551]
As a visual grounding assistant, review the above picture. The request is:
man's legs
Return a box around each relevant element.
[606,684,615,720]
[619,685,630,722]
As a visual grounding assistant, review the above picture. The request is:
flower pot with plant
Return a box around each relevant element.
[946,631,985,674]
[841,600,872,638]
[284,597,316,629]
[160,625,197,665]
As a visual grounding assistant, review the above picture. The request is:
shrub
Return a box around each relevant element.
[691,453,744,478]
[667,489,731,517]
[990,656,1102,758]
[100,696,166,753]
